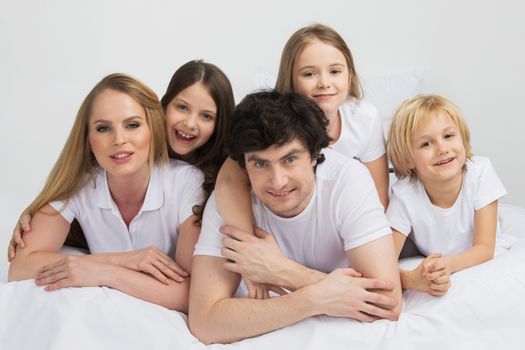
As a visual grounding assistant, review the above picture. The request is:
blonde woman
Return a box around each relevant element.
[8,73,204,312]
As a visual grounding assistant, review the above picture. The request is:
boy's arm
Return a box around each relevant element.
[431,201,498,276]
[363,154,390,210]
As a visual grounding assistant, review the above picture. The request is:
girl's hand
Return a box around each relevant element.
[35,256,106,291]
[118,246,188,284]
[8,212,32,262]
[423,255,452,296]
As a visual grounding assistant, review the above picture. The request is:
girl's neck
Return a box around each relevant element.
[422,172,464,209]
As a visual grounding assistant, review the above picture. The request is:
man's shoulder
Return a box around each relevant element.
[317,148,371,181]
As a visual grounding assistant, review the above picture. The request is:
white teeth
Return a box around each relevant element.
[112,153,130,159]
[177,130,195,139]
[436,158,452,165]
[272,191,289,195]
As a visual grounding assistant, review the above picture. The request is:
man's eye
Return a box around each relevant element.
[284,156,297,164]
[254,161,266,168]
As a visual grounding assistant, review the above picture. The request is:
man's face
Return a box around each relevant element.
[244,138,317,218]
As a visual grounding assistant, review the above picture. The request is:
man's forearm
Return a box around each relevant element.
[273,258,326,291]
[190,286,318,344]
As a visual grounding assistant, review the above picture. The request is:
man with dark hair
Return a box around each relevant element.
[189,91,401,344]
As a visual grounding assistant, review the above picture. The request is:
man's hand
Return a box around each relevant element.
[306,268,398,322]
[220,226,288,286]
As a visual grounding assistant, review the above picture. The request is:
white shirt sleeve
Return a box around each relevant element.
[385,189,412,236]
[336,161,392,250]
[193,192,225,257]
[359,104,386,163]
[49,199,77,223]
[177,166,205,223]
[472,157,507,210]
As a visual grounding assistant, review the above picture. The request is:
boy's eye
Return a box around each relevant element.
[444,133,455,139]
[96,125,110,133]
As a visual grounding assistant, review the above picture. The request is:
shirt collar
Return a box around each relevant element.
[94,166,164,212]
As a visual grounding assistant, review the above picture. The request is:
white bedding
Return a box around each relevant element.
[1,203,525,350]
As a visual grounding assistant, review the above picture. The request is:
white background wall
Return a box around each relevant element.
[1,0,524,262]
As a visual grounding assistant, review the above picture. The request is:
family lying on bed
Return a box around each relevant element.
[6,24,508,344]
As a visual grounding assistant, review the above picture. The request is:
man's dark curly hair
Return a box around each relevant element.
[226,90,332,167]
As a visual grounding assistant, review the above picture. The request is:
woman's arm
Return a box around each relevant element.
[215,158,254,233]
[363,154,390,210]
[8,205,71,281]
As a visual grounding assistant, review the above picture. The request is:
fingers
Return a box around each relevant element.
[359,278,395,291]
[221,247,240,261]
[7,239,16,262]
[354,312,380,323]
[253,227,270,239]
[360,301,396,320]
[223,261,241,274]
[222,237,242,252]
[220,225,250,242]
[341,268,362,278]
[363,290,397,309]
[20,213,32,232]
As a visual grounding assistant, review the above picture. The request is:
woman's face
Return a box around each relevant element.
[88,89,151,179]
[164,82,217,156]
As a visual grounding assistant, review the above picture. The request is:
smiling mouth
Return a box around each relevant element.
[110,152,132,159]
[312,93,336,99]
[175,130,196,142]
[268,189,295,197]
[435,157,454,166]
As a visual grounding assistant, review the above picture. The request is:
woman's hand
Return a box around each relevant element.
[8,212,32,262]
[35,256,106,291]
[117,246,188,284]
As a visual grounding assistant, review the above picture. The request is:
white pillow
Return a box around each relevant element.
[361,69,424,138]
[253,68,424,138]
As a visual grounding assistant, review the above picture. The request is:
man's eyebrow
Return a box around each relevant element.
[279,148,305,161]
[247,155,267,162]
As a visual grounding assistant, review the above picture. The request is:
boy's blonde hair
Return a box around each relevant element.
[275,23,362,100]
[26,73,168,216]
[387,94,473,180]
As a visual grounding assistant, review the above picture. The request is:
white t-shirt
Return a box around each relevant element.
[386,156,510,256]
[195,148,391,274]
[50,160,204,259]
[331,99,386,163]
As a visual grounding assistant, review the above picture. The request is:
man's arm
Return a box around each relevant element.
[346,234,402,319]
[188,255,396,344]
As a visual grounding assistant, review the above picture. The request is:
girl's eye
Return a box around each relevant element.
[302,72,316,78]
[201,113,215,121]
[96,126,110,133]
[176,104,189,112]
[330,69,342,75]
[420,141,432,148]
[444,133,455,139]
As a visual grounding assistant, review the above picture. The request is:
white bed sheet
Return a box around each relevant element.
[1,203,525,350]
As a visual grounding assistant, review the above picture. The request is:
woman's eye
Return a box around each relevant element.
[96,126,110,132]
[126,122,140,129]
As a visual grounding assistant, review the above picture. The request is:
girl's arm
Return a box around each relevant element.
[215,157,254,234]
[175,215,201,273]
[363,154,390,210]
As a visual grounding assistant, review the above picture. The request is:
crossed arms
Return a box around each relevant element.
[188,225,402,344]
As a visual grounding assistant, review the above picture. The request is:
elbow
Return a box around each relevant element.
[188,313,216,345]
[7,250,33,282]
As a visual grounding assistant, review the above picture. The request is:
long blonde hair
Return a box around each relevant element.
[275,23,362,100]
[27,73,168,215]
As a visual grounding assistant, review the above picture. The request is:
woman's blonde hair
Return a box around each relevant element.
[26,73,168,215]
[387,94,473,181]
[275,23,362,100]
